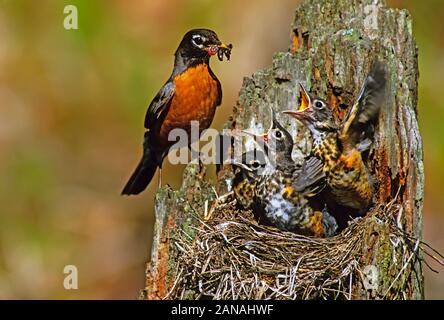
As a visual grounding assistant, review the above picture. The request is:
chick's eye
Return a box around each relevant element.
[314,100,325,109]
[251,161,261,169]
[274,130,283,139]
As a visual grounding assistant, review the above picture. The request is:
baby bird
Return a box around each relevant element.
[232,112,337,237]
[283,61,387,211]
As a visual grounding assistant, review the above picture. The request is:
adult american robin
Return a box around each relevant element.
[232,116,337,237]
[283,61,387,211]
[122,29,232,195]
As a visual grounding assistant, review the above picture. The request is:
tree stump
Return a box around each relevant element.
[141,0,424,300]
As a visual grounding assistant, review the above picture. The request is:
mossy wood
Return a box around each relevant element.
[142,0,423,300]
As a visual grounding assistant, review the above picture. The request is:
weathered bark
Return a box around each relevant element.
[142,0,423,300]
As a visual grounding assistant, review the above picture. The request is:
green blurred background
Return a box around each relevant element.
[0,0,442,299]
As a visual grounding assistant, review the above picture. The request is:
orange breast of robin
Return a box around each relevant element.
[157,64,219,147]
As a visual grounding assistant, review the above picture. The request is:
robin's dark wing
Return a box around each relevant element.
[293,156,326,196]
[208,67,222,106]
[144,81,176,130]
[340,61,387,150]
[216,78,222,106]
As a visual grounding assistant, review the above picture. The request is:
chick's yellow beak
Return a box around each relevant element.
[298,83,311,112]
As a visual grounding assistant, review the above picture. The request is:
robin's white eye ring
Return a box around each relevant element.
[192,35,204,47]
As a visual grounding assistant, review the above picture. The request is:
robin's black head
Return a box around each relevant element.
[283,83,338,134]
[175,29,232,65]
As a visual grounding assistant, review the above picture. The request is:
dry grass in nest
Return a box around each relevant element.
[165,195,444,300]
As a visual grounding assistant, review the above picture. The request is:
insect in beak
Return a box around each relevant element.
[205,43,233,61]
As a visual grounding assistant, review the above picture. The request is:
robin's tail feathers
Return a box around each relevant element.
[121,133,158,195]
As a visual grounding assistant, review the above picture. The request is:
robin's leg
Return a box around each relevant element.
[188,145,197,163]
[188,145,205,172]
[158,167,162,188]
[198,153,205,172]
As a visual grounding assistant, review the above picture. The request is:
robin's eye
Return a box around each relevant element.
[314,100,325,109]
[192,35,204,47]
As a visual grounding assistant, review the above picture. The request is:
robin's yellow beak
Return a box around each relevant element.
[205,43,231,51]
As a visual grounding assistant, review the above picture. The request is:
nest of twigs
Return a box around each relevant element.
[165,195,443,300]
